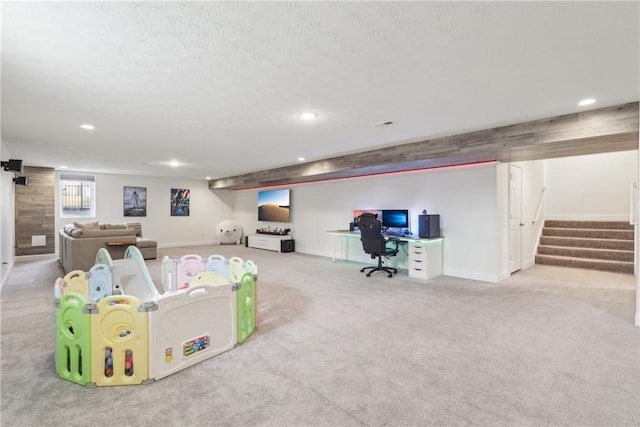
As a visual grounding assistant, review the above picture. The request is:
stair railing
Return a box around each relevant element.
[531,186,546,259]
[531,186,546,225]
[629,182,637,225]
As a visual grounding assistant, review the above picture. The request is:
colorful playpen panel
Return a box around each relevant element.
[148,283,237,381]
[54,249,257,386]
[56,293,92,385]
[237,272,255,344]
[90,295,149,386]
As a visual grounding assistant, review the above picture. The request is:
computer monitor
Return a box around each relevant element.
[381,209,409,229]
[352,210,382,232]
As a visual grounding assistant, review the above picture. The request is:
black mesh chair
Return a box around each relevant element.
[356,212,399,278]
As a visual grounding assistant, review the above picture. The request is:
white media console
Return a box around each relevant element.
[247,234,295,253]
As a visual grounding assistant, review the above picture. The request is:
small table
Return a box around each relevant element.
[105,241,137,259]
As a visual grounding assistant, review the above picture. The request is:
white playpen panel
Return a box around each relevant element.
[148,284,237,381]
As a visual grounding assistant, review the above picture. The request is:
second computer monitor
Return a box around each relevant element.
[381,209,409,229]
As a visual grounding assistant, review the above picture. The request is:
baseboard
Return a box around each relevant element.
[1,260,14,292]
[544,214,629,222]
[158,240,218,249]
[14,254,57,263]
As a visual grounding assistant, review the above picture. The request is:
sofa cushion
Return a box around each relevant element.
[105,223,127,230]
[136,237,157,249]
[125,222,143,237]
[74,220,100,231]
[82,229,137,238]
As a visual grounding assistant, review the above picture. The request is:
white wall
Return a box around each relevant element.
[234,162,503,282]
[1,140,16,287]
[544,150,638,221]
[54,171,236,249]
[636,148,640,327]
[496,162,510,281]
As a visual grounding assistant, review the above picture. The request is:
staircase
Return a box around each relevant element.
[535,220,635,274]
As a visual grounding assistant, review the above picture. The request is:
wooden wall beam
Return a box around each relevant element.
[209,102,639,190]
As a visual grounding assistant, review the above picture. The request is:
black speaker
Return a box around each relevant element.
[12,176,28,186]
[244,236,249,247]
[281,239,295,253]
[418,214,440,238]
[1,159,23,173]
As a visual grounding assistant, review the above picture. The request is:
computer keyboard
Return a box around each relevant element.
[383,232,404,238]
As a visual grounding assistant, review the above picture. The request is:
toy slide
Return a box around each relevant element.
[95,247,159,303]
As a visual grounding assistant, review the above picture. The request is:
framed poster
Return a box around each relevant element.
[124,186,147,217]
[170,188,190,216]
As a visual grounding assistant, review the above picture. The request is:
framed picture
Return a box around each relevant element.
[170,188,190,216]
[124,186,147,217]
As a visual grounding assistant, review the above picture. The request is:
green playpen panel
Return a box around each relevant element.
[56,293,92,385]
[236,272,255,344]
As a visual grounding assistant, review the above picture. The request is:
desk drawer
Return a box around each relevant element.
[408,243,425,252]
[408,247,428,263]
[408,258,428,269]
[408,266,429,279]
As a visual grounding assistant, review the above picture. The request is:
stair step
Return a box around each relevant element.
[542,228,633,240]
[544,220,633,230]
[537,245,634,262]
[539,236,634,251]
[535,254,634,274]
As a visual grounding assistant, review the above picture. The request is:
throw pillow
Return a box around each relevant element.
[73,220,100,231]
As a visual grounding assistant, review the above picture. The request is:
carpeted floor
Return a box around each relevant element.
[1,245,639,426]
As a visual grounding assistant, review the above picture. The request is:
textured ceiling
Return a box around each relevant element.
[2,2,639,182]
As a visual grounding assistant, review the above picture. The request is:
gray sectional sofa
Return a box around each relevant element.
[58,221,157,273]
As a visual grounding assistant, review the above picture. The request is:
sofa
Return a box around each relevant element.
[58,221,157,273]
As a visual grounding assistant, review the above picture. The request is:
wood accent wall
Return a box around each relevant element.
[15,166,55,256]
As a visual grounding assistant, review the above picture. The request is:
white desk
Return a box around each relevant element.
[327,230,444,279]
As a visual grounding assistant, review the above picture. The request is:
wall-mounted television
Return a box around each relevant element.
[258,188,290,222]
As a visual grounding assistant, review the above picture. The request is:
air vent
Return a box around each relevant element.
[372,121,394,127]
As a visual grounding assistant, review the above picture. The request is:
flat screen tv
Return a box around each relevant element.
[258,188,290,222]
[381,209,409,229]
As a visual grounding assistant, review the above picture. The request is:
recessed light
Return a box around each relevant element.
[169,160,179,167]
[205,176,211,180]
[59,165,68,169]
[578,98,596,106]
[80,124,95,130]
[298,157,305,162]
[300,112,316,120]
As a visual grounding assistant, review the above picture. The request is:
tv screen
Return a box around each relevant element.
[382,209,409,229]
[258,188,290,222]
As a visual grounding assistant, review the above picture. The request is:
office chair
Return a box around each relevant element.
[356,212,399,278]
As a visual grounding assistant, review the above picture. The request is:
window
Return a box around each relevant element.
[60,174,96,218]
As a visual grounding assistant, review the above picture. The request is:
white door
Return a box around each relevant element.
[509,165,523,273]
